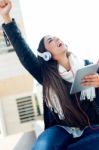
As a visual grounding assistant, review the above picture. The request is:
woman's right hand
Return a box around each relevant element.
[0,0,12,17]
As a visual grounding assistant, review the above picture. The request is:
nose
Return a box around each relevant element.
[53,36,59,41]
[56,37,60,42]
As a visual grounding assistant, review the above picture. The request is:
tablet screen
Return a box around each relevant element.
[70,63,99,94]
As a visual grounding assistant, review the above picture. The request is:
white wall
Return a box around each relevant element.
[0,52,28,79]
[18,0,99,63]
[1,93,35,135]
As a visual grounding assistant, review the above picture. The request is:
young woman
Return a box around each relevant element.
[0,0,99,149]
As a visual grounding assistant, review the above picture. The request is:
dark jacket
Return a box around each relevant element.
[2,19,99,130]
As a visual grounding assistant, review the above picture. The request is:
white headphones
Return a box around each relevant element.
[37,51,52,61]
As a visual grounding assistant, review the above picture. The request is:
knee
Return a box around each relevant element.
[32,126,68,150]
[32,137,55,150]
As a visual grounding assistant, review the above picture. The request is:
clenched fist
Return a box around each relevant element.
[0,0,12,17]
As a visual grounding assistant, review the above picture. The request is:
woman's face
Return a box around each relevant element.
[44,35,68,60]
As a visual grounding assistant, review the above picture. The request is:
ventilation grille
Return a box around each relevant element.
[16,96,35,123]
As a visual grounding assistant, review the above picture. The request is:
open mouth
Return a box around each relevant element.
[58,43,63,47]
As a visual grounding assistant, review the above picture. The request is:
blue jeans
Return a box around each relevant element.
[32,125,99,150]
[68,125,99,150]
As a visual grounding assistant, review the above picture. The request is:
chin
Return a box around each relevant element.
[62,47,67,52]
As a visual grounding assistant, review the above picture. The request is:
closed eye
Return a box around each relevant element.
[48,38,53,43]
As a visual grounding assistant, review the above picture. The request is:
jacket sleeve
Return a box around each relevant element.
[85,59,99,74]
[2,19,43,84]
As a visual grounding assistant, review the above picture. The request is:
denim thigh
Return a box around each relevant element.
[67,125,99,150]
[32,125,73,150]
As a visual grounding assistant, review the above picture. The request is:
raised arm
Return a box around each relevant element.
[0,0,43,84]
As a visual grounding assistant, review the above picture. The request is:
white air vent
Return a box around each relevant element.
[16,96,35,123]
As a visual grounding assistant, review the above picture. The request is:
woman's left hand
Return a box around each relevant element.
[81,73,99,88]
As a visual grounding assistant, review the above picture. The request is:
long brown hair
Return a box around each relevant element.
[37,37,88,129]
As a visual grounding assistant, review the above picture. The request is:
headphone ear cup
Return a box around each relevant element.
[43,52,52,61]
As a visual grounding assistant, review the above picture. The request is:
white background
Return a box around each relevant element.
[18,0,99,62]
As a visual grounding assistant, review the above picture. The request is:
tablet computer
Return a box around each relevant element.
[70,63,99,94]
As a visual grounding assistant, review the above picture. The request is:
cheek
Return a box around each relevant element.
[47,44,56,53]
[45,42,58,55]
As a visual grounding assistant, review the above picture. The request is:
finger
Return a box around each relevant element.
[5,0,12,7]
[82,74,99,82]
[86,73,99,79]
[84,73,96,79]
[82,78,97,83]
[3,0,8,4]
[95,73,99,79]
[81,81,99,87]
[5,0,11,4]
[0,1,4,7]
[0,0,6,7]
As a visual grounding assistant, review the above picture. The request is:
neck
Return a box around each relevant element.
[57,54,71,71]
